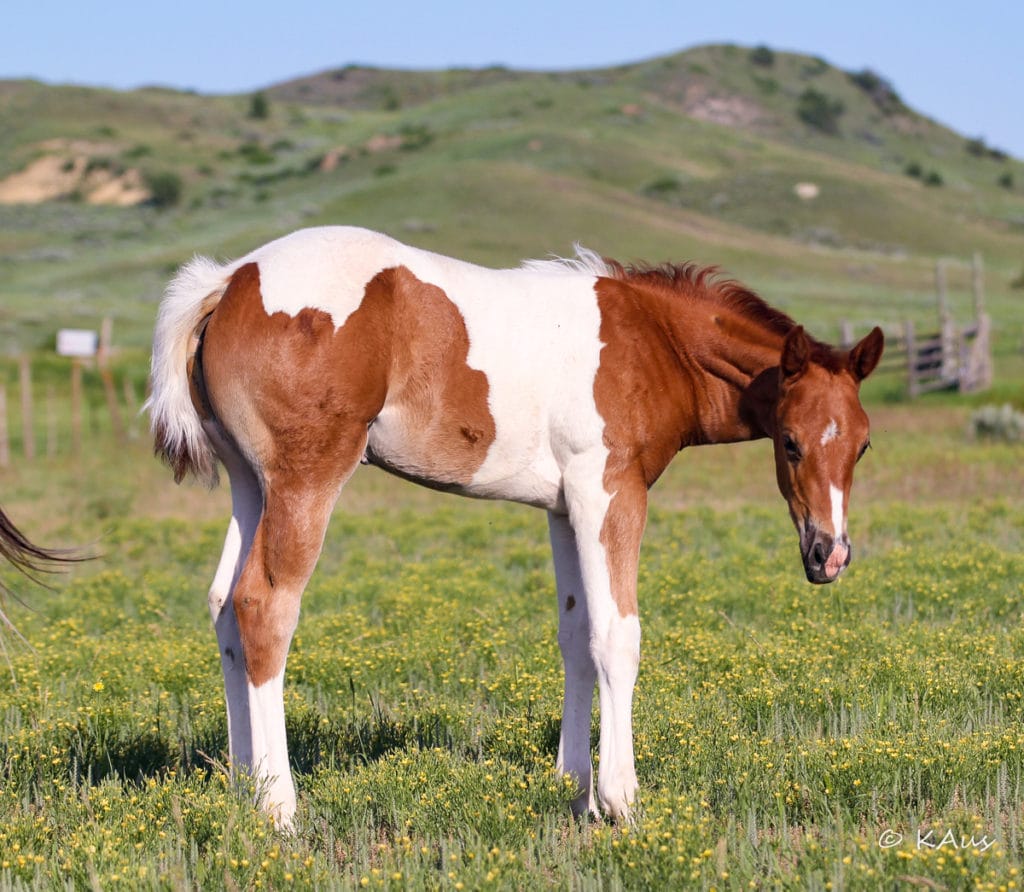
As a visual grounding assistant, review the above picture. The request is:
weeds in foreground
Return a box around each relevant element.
[0,494,1022,888]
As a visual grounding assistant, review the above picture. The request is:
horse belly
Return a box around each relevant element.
[365,407,563,509]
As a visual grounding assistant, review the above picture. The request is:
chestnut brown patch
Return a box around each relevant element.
[360,266,497,487]
[195,261,498,685]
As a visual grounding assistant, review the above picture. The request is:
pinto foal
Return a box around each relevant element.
[148,226,883,827]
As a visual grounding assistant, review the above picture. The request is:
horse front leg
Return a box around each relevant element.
[548,511,597,817]
[563,460,647,821]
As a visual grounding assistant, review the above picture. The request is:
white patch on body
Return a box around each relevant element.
[820,418,839,446]
[244,226,609,510]
[238,227,413,328]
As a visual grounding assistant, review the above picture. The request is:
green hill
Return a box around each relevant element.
[1,44,1021,381]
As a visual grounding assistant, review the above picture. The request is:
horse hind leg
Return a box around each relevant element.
[224,434,366,828]
[206,431,263,800]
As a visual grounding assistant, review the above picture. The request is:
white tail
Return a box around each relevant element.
[145,255,234,486]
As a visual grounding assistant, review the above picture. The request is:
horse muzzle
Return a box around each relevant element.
[801,527,851,584]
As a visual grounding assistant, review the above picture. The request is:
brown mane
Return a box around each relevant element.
[604,259,846,372]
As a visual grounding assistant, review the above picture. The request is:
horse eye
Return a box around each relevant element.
[783,434,802,463]
[857,440,871,462]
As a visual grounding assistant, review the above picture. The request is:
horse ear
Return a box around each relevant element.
[780,326,810,381]
[849,326,885,381]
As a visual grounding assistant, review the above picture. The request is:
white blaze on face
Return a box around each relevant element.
[825,482,849,578]
[820,418,839,447]
[829,483,845,537]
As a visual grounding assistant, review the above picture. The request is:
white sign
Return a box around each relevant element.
[56,329,99,358]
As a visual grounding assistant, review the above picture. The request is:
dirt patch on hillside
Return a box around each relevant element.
[685,90,766,129]
[0,141,150,205]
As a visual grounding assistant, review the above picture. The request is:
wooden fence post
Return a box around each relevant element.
[46,385,58,458]
[940,318,957,383]
[18,356,35,461]
[960,313,994,393]
[904,319,918,398]
[71,360,83,457]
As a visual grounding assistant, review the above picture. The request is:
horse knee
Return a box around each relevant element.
[591,613,640,681]
[232,578,300,687]
[208,584,229,621]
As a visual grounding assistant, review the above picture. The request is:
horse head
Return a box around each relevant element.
[773,326,884,583]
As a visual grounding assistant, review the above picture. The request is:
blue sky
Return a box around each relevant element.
[6,0,1023,159]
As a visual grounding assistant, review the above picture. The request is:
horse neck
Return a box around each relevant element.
[655,291,785,445]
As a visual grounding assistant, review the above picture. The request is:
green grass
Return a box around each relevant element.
[0,403,1022,889]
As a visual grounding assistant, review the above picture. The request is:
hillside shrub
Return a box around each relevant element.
[248,91,270,120]
[796,88,844,134]
[749,45,775,67]
[800,57,829,78]
[966,136,1009,161]
[966,137,987,157]
[238,141,275,165]
[969,404,1024,442]
[998,171,1014,190]
[374,85,401,111]
[398,123,434,151]
[143,170,182,209]
[847,69,905,114]
[904,162,943,187]
[642,175,683,199]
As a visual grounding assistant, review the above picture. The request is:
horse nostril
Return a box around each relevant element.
[812,540,827,566]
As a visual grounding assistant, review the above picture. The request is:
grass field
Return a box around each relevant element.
[0,395,1022,890]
